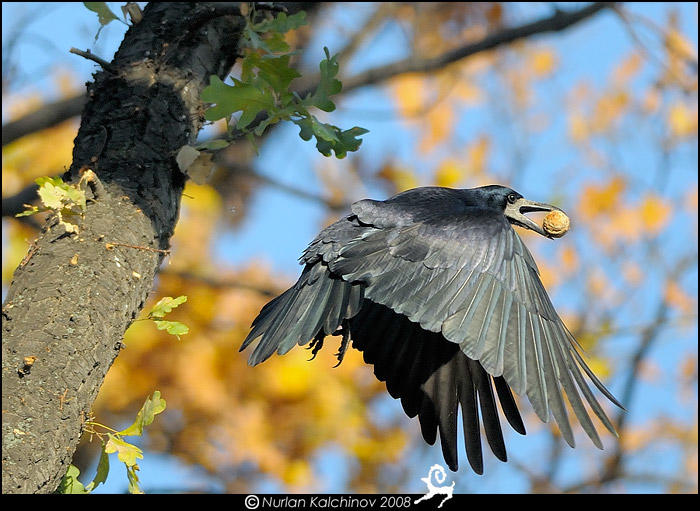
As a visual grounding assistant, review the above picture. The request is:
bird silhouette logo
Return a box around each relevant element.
[414,464,455,508]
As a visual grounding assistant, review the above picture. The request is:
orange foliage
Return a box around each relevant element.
[377,162,419,193]
[391,73,425,118]
[95,263,406,491]
[578,177,627,220]
[419,101,454,153]
[664,281,696,315]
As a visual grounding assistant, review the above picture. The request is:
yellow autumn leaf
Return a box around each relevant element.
[668,103,698,138]
[685,186,698,214]
[391,73,425,118]
[560,245,579,274]
[568,112,589,143]
[612,52,642,85]
[54,69,81,97]
[531,48,557,77]
[282,459,312,486]
[419,102,454,152]
[587,270,609,299]
[3,119,77,187]
[585,356,611,381]
[466,136,490,175]
[610,207,644,242]
[665,28,697,63]
[622,427,654,451]
[578,177,626,219]
[434,159,463,187]
[642,87,661,113]
[537,262,559,290]
[622,262,644,286]
[508,68,532,109]
[591,90,629,133]
[452,78,482,105]
[377,163,419,193]
[269,357,313,399]
[640,195,672,234]
[664,281,696,315]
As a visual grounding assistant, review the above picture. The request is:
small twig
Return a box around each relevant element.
[18,238,40,270]
[334,3,392,69]
[596,254,697,486]
[1,94,87,147]
[69,47,115,72]
[611,5,697,92]
[58,389,70,412]
[104,241,170,255]
[159,268,280,297]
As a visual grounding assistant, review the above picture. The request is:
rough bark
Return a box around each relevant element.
[1,3,242,494]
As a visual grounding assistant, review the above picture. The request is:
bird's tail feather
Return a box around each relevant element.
[240,264,363,366]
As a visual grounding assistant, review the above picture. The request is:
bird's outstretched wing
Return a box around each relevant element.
[327,198,622,452]
[241,191,622,472]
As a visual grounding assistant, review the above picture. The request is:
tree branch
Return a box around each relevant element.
[69,47,115,72]
[2,181,39,218]
[1,94,86,146]
[160,269,281,298]
[296,2,616,96]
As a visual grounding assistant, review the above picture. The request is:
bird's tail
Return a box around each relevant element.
[240,263,364,366]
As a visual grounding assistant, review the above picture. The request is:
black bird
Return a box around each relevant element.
[241,185,623,473]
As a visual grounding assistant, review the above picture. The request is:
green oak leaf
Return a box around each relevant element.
[83,2,118,25]
[105,435,143,466]
[195,139,231,151]
[89,446,110,491]
[15,205,40,217]
[153,320,189,339]
[83,2,120,41]
[251,54,302,94]
[57,465,90,494]
[309,47,342,112]
[293,116,314,141]
[119,391,167,437]
[148,296,187,319]
[252,11,308,35]
[293,118,368,158]
[323,126,369,158]
[35,176,86,212]
[201,76,275,129]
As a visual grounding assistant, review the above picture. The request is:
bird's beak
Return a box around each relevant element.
[505,198,562,238]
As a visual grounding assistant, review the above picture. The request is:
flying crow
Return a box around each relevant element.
[241,185,623,473]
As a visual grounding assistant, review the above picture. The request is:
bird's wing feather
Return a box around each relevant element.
[326,201,621,447]
[349,301,525,473]
[241,262,364,366]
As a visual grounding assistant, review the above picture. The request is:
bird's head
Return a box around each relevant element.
[472,185,565,238]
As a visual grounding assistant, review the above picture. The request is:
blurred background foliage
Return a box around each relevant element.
[2,2,697,493]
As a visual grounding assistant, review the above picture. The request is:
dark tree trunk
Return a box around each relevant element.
[1,3,242,494]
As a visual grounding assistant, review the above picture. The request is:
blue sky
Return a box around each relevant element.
[2,2,697,494]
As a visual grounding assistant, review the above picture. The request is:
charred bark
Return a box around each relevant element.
[2,3,243,494]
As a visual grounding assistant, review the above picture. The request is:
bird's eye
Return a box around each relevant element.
[507,193,518,204]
